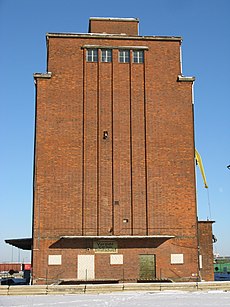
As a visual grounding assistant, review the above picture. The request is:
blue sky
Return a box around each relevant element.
[0,0,229,262]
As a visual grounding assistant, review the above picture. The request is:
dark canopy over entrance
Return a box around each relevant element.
[5,238,32,250]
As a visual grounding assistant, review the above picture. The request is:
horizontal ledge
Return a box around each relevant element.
[198,220,215,224]
[33,72,52,79]
[82,45,148,50]
[47,33,182,42]
[178,75,195,82]
[61,235,175,239]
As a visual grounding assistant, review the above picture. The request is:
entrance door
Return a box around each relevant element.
[139,254,156,280]
[77,255,95,280]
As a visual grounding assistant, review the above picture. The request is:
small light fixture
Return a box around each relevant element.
[123,218,129,223]
[103,131,108,139]
[109,227,113,233]
[227,165,230,170]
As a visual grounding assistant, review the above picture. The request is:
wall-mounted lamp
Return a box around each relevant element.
[227,165,230,170]
[103,131,108,139]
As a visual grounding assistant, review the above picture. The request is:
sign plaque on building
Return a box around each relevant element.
[93,241,118,253]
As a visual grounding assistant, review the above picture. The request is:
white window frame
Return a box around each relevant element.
[133,50,144,63]
[86,49,98,62]
[119,50,130,63]
[101,49,112,62]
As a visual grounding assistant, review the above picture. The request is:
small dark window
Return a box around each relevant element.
[103,131,108,139]
[119,50,130,63]
[133,50,144,63]
[86,49,98,62]
[101,49,112,62]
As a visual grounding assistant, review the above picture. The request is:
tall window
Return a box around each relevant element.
[101,49,112,62]
[86,49,98,62]
[133,50,144,63]
[119,50,130,63]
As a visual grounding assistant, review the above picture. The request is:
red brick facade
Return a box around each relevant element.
[89,17,139,36]
[32,17,214,284]
[198,221,215,281]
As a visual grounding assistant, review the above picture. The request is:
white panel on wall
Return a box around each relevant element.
[48,255,62,265]
[199,255,203,269]
[110,254,123,265]
[171,254,184,264]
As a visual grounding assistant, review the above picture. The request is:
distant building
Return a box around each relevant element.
[32,17,214,284]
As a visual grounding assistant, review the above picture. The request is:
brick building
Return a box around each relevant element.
[32,17,214,284]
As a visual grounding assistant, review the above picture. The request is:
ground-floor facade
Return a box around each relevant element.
[32,229,214,285]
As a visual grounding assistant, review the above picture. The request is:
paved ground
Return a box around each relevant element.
[1,290,230,307]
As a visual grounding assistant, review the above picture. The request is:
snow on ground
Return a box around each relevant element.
[1,290,230,307]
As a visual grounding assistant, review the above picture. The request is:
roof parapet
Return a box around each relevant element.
[89,16,139,36]
[89,17,139,22]
[46,32,182,41]
[33,72,52,79]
